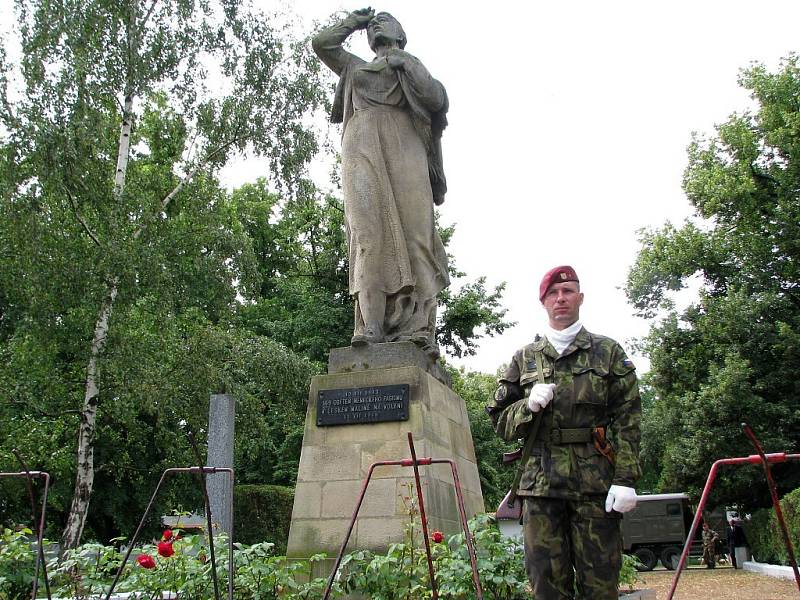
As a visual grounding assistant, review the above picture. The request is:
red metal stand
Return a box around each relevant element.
[408,432,440,598]
[665,425,800,599]
[742,424,800,591]
[104,466,235,600]
[0,468,51,600]
[321,432,484,600]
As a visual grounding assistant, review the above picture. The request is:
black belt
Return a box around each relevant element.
[537,427,593,444]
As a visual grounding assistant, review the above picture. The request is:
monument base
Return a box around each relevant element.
[286,343,485,578]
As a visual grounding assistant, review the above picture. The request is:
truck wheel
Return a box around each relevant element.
[661,546,681,570]
[633,547,657,571]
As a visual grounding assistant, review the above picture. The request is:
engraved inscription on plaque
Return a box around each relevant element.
[317,384,410,426]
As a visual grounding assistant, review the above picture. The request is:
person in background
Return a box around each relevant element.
[702,522,720,568]
[726,519,737,567]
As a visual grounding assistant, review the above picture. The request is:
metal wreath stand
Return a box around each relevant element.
[0,450,52,600]
[104,464,235,600]
[665,423,800,599]
[2,448,235,600]
[322,432,484,600]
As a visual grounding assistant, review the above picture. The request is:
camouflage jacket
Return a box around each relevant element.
[702,528,719,549]
[487,327,641,500]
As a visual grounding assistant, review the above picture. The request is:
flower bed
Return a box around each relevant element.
[2,517,641,599]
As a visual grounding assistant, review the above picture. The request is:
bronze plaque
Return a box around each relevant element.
[316,384,410,426]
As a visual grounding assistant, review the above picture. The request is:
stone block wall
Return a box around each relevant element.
[286,363,485,573]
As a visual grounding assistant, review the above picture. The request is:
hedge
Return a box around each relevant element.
[743,487,800,565]
[233,484,294,553]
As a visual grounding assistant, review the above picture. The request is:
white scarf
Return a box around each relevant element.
[545,320,583,355]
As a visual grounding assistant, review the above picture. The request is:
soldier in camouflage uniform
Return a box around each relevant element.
[702,522,720,568]
[487,266,641,600]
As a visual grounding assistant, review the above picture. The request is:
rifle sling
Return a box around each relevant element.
[507,348,548,507]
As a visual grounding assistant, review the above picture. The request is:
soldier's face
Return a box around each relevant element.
[542,281,583,330]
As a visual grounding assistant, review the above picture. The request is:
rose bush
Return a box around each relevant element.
[46,531,333,599]
[2,519,642,599]
[338,514,530,599]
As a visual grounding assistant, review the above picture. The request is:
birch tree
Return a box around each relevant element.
[0,0,325,549]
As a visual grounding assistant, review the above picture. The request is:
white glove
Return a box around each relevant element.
[605,485,637,513]
[526,383,556,413]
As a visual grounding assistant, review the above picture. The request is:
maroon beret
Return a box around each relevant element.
[539,265,579,301]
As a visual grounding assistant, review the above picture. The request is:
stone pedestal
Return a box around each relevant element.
[286,343,484,576]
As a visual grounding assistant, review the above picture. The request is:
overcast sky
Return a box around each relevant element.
[230,0,798,374]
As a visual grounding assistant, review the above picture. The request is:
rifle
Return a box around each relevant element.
[506,348,548,508]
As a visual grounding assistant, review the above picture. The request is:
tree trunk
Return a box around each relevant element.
[61,94,133,551]
[113,95,134,199]
[57,84,235,548]
[60,280,119,551]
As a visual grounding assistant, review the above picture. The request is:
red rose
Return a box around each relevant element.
[431,530,444,543]
[136,554,156,569]
[157,541,175,557]
[162,529,173,541]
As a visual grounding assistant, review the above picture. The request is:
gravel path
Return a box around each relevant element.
[635,566,798,599]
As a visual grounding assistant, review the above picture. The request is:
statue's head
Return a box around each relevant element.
[367,12,406,51]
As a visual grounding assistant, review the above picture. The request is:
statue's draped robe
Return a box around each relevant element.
[313,18,450,342]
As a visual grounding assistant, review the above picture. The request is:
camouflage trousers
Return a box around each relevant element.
[522,496,622,600]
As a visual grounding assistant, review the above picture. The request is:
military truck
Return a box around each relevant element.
[622,493,698,571]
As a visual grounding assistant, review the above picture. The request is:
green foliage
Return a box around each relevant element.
[339,514,529,600]
[626,54,800,507]
[634,376,662,494]
[0,527,40,600]
[231,543,330,600]
[339,513,642,599]
[438,279,513,359]
[437,219,514,358]
[618,553,642,592]
[232,180,352,364]
[448,368,517,511]
[0,522,644,599]
[52,540,124,599]
[44,533,332,599]
[0,313,317,541]
[743,487,800,565]
[233,485,294,553]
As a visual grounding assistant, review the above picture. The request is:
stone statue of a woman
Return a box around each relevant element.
[313,8,450,358]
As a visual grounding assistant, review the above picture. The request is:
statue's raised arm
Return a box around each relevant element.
[312,8,373,75]
[312,9,450,358]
